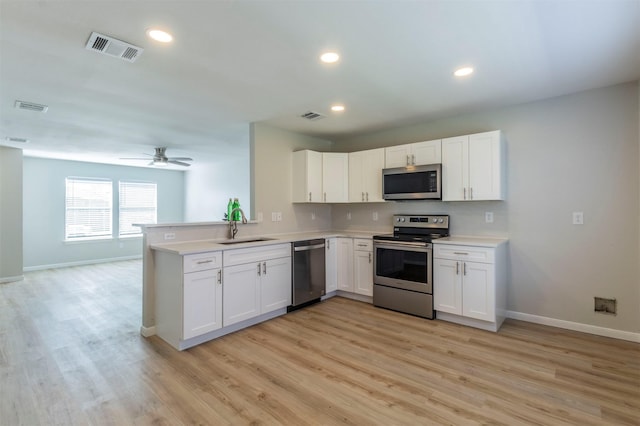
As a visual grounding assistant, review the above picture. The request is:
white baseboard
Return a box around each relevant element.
[140,325,156,337]
[0,275,24,283]
[507,310,640,343]
[23,255,142,272]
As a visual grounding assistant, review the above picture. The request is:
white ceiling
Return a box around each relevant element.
[1,0,639,168]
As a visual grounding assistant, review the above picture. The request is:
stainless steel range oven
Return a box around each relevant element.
[373,214,449,319]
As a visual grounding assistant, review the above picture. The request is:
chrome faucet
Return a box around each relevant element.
[228,207,248,239]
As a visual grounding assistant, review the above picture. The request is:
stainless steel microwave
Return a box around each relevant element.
[382,163,442,200]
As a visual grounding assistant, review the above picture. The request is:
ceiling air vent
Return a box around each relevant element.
[300,111,325,121]
[85,31,143,63]
[5,137,29,143]
[15,100,48,113]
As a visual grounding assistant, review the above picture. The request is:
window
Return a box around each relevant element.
[119,181,157,237]
[65,178,113,240]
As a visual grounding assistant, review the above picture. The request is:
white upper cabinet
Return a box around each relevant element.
[292,150,348,203]
[442,130,504,201]
[349,148,385,203]
[292,150,323,202]
[385,139,441,168]
[322,153,349,203]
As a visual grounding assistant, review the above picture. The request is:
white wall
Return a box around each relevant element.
[184,132,251,222]
[23,157,186,269]
[332,82,640,333]
[0,146,23,282]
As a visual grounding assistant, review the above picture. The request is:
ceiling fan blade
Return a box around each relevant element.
[168,157,193,161]
[168,160,191,167]
[120,157,151,160]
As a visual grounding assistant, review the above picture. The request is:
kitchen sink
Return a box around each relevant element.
[218,237,276,245]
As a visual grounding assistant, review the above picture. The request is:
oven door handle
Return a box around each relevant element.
[374,241,431,252]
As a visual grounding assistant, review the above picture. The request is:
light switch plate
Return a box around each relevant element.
[372,211,378,221]
[311,212,316,220]
[572,212,584,225]
[164,232,175,240]
[485,212,494,223]
[347,212,352,220]
[276,212,282,221]
[257,212,263,222]
[271,212,277,222]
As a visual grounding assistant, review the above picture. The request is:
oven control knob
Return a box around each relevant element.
[438,218,444,223]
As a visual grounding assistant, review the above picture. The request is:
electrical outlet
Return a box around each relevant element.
[271,212,277,222]
[276,212,282,221]
[257,212,263,222]
[164,232,175,240]
[347,212,352,220]
[311,212,316,220]
[572,212,584,225]
[485,212,494,223]
[373,211,378,221]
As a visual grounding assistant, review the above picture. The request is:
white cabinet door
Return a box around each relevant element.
[462,261,495,322]
[183,268,222,339]
[325,238,338,293]
[260,256,292,314]
[433,258,462,315]
[337,237,354,292]
[411,140,442,165]
[442,135,469,201]
[349,148,385,203]
[353,249,373,296]
[292,150,322,202]
[223,262,261,326]
[468,131,503,201]
[322,153,349,202]
[385,144,412,168]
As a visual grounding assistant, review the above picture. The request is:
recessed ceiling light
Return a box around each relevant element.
[454,67,474,77]
[320,52,340,63]
[147,29,173,43]
[331,104,345,112]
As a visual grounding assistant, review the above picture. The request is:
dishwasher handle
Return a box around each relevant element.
[294,243,325,252]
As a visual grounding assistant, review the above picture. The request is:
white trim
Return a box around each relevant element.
[507,310,640,343]
[140,325,156,337]
[23,255,142,272]
[0,275,24,283]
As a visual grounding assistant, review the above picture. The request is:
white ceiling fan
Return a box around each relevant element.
[122,147,193,167]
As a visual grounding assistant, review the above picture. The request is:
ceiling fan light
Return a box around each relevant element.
[153,159,168,166]
[454,66,474,77]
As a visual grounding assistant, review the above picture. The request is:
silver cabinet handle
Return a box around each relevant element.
[456,261,459,275]
[196,259,213,265]
[217,269,222,284]
[463,187,467,200]
[324,192,327,202]
[368,252,372,263]
[411,154,415,165]
[262,262,267,275]
[366,192,369,202]
[453,252,469,255]
[470,187,473,200]
[362,192,365,202]
[309,192,312,202]
[326,239,330,249]
[463,262,467,276]
[257,263,261,276]
[406,154,410,165]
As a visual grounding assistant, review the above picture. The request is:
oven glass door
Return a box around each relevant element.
[374,242,432,293]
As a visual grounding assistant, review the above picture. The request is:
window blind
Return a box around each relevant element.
[119,181,157,236]
[65,178,113,240]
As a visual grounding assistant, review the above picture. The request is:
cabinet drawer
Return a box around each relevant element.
[434,244,494,263]
[224,243,291,267]
[353,238,372,251]
[184,251,222,273]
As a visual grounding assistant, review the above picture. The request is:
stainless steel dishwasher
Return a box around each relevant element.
[290,239,326,310]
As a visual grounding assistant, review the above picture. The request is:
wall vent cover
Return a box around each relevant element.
[5,137,29,143]
[85,31,143,63]
[300,111,325,121]
[14,100,48,113]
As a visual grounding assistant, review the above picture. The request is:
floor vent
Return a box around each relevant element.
[594,297,616,315]
[14,100,48,113]
[300,111,325,121]
[85,31,143,63]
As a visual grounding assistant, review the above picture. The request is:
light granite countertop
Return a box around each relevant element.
[433,236,509,248]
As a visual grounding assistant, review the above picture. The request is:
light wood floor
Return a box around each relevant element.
[1,260,638,425]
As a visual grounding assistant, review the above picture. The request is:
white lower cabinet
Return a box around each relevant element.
[223,243,292,327]
[353,238,373,296]
[433,241,507,332]
[336,237,354,292]
[325,238,338,293]
[155,250,223,349]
